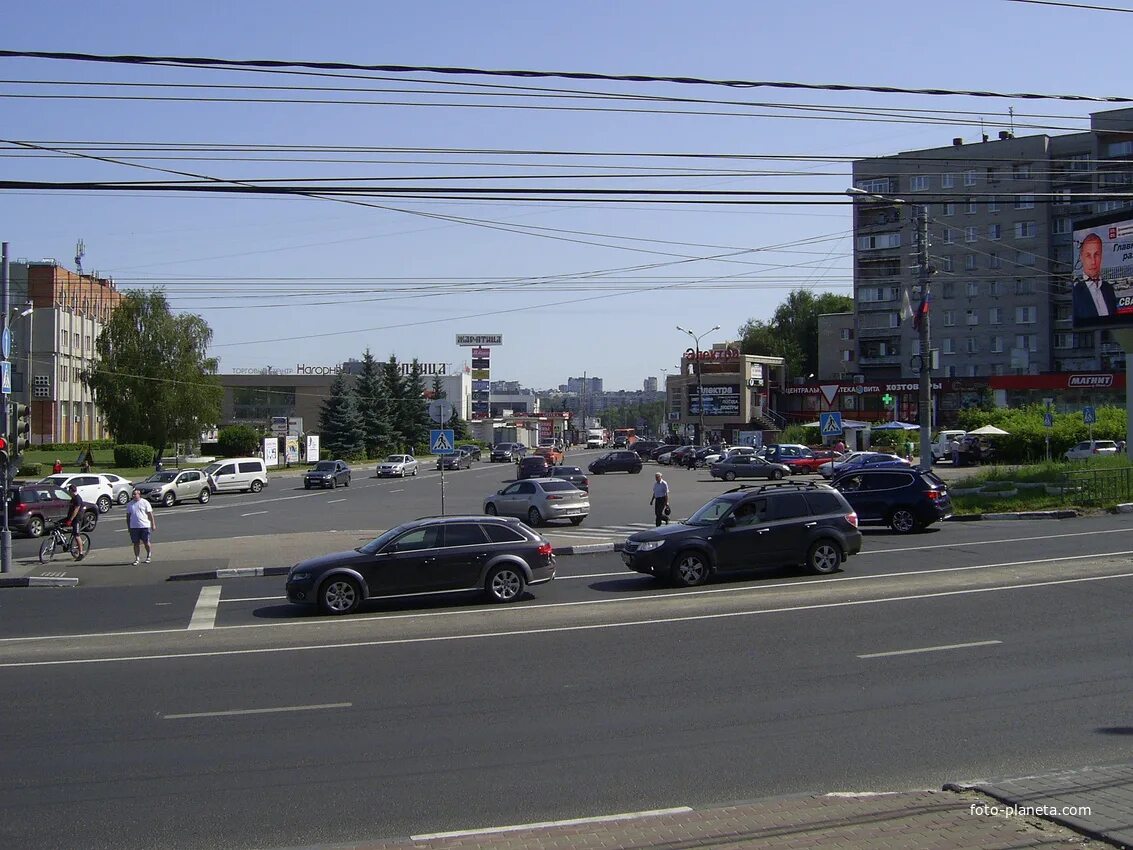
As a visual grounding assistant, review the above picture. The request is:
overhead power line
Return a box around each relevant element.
[0,50,1129,103]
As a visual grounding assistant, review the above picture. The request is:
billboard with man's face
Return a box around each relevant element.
[1072,211,1133,328]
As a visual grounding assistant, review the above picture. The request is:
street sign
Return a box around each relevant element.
[1,327,10,359]
[427,399,454,425]
[1043,412,1054,428]
[819,411,843,437]
[430,429,456,455]
[1083,406,1097,425]
[0,360,10,396]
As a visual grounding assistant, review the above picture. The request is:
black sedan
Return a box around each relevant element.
[458,444,482,461]
[588,450,643,475]
[437,451,472,470]
[548,465,589,491]
[285,515,556,614]
[709,456,791,482]
[304,460,351,489]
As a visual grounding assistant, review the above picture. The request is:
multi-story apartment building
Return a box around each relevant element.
[850,107,1133,383]
[7,260,124,444]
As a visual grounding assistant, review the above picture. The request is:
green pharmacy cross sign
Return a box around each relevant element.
[881,394,894,406]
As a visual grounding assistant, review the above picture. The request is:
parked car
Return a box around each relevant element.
[1064,440,1119,460]
[517,455,551,480]
[6,485,98,537]
[484,477,590,526]
[721,446,759,461]
[285,515,556,614]
[304,460,351,489]
[490,443,527,463]
[931,429,968,463]
[37,473,116,514]
[665,445,699,466]
[437,451,472,470]
[134,469,211,507]
[376,455,418,477]
[632,440,663,459]
[651,444,681,461]
[99,473,134,505]
[709,455,791,481]
[588,450,643,475]
[457,444,482,461]
[621,481,861,587]
[548,465,589,492]
[203,457,269,494]
[818,451,909,479]
[832,468,952,533]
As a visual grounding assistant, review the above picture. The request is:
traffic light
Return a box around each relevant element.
[11,403,30,456]
[0,435,7,467]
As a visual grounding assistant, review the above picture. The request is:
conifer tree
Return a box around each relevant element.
[354,349,394,458]
[318,372,365,459]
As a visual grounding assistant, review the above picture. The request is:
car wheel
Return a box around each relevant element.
[304,483,310,490]
[771,469,784,480]
[250,480,264,493]
[807,539,842,574]
[116,490,129,505]
[485,565,524,603]
[671,550,710,587]
[526,507,543,527]
[162,491,176,508]
[724,471,737,481]
[318,575,362,615]
[344,476,350,487]
[198,489,210,504]
[889,508,920,534]
[27,516,45,538]
[412,467,418,476]
[80,511,98,533]
[484,503,498,516]
[96,495,112,514]
[569,516,585,526]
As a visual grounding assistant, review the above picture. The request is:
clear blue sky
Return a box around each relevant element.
[0,0,1116,388]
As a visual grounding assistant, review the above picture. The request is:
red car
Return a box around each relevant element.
[764,444,838,475]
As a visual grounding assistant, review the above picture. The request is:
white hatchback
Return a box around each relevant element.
[37,473,117,514]
[1064,440,1119,460]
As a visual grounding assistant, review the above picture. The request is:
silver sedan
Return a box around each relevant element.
[483,477,589,527]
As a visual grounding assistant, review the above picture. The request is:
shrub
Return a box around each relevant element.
[17,462,42,477]
[35,439,115,453]
[114,444,155,467]
[218,425,261,458]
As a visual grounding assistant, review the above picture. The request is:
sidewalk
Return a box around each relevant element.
[277,763,1133,849]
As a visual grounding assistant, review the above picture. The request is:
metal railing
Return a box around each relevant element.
[1058,467,1133,506]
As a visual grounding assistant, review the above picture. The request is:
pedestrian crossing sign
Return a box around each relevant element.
[819,412,843,436]
[430,429,456,455]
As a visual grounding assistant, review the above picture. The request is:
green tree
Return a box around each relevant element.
[318,372,365,459]
[82,289,222,460]
[400,359,433,451]
[217,425,260,457]
[381,355,409,450]
[738,289,854,378]
[353,349,394,458]
[447,409,469,441]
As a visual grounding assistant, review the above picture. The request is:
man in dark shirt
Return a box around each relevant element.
[64,484,86,558]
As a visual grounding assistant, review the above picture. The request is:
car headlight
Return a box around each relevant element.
[289,572,311,582]
[636,540,665,552]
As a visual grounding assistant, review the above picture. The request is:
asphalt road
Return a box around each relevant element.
[1,507,1132,848]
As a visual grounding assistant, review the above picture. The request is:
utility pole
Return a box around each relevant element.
[2,242,11,573]
[915,204,933,470]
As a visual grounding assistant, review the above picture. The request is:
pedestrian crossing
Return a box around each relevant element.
[544,521,656,541]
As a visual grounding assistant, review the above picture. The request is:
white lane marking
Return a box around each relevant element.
[327,498,347,504]
[857,640,1003,659]
[412,807,693,841]
[187,586,222,630]
[240,511,268,517]
[389,489,404,493]
[7,549,1133,643]
[163,702,351,720]
[3,571,1131,668]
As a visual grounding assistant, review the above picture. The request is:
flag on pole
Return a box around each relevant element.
[899,288,914,325]
[912,291,931,332]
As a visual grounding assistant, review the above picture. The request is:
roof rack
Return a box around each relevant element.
[724,480,830,495]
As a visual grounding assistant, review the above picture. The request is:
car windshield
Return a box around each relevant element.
[39,476,67,486]
[314,461,336,471]
[146,472,178,483]
[383,456,404,463]
[202,464,221,475]
[686,497,737,526]
[357,527,403,555]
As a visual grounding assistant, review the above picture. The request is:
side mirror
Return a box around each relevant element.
[497,489,505,495]
[721,515,737,529]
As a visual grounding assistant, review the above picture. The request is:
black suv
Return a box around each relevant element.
[588,451,643,475]
[831,468,952,533]
[518,455,551,479]
[286,515,556,614]
[622,481,861,587]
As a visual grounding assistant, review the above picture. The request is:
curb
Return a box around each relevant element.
[950,509,1078,522]
[1115,503,1133,514]
[0,575,79,588]
[554,542,625,555]
[167,566,290,582]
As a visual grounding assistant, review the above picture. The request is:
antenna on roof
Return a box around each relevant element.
[74,239,85,274]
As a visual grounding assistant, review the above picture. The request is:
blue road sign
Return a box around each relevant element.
[430,429,456,455]
[819,411,843,437]
[1083,406,1096,425]
[1043,412,1054,428]
[1,327,10,359]
[0,360,10,395]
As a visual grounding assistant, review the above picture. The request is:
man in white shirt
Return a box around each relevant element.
[650,472,670,527]
[125,488,157,565]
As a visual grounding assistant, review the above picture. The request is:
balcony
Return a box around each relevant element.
[858,354,902,366]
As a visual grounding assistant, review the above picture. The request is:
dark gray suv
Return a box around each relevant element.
[622,481,862,587]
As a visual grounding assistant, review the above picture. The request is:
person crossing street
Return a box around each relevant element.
[126,488,157,565]
[650,472,670,527]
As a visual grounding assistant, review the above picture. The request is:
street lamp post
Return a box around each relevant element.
[847,188,933,469]
[677,324,720,445]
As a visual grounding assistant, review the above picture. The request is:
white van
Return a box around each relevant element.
[203,458,269,493]
[930,430,967,463]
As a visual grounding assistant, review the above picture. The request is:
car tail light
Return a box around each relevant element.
[924,489,942,501]
[1093,447,1099,453]
[581,476,589,487]
[537,542,553,557]
[546,494,563,500]
[845,511,858,527]
[12,502,26,514]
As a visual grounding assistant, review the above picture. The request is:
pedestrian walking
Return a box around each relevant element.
[834,439,845,454]
[650,472,670,527]
[949,437,962,466]
[126,488,157,565]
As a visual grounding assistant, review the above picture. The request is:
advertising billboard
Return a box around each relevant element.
[688,385,741,416]
[1072,211,1133,328]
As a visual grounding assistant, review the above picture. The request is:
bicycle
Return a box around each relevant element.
[39,523,92,563]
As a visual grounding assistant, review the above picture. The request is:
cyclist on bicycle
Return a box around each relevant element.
[64,484,86,557]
